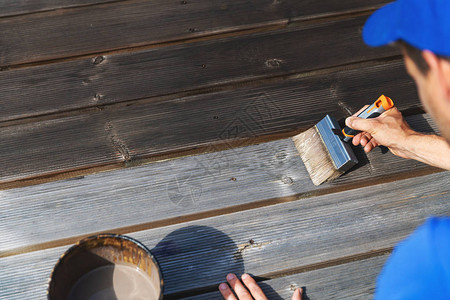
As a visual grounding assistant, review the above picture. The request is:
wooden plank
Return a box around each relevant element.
[0,0,391,66]
[182,254,389,299]
[0,113,120,183]
[0,0,119,18]
[0,61,424,184]
[0,15,399,122]
[0,172,449,298]
[0,113,441,254]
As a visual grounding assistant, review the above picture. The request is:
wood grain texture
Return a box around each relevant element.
[0,0,120,18]
[0,0,390,66]
[0,114,441,254]
[0,113,120,183]
[182,255,389,299]
[0,61,424,184]
[0,15,399,122]
[1,172,449,298]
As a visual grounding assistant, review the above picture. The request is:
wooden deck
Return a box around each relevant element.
[0,1,449,299]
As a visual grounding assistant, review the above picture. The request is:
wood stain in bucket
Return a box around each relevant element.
[68,264,159,300]
[48,234,163,300]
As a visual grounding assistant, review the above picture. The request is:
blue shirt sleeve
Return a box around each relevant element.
[375,217,450,300]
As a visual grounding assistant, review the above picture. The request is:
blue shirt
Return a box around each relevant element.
[375,217,450,299]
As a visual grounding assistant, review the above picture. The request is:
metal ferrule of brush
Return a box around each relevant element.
[316,115,358,172]
[342,95,394,143]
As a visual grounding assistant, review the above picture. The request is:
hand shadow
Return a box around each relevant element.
[258,281,307,300]
[252,274,308,300]
[151,225,245,299]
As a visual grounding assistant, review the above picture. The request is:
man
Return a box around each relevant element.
[219,0,450,299]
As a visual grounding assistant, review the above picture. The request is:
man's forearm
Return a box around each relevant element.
[404,133,450,170]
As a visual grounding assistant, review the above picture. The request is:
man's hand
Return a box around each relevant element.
[345,106,450,170]
[345,106,415,159]
[219,273,302,300]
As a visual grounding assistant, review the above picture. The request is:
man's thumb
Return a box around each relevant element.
[345,116,376,133]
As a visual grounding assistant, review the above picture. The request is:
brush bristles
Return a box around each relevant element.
[292,126,343,186]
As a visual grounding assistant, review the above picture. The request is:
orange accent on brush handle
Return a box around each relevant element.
[342,128,355,138]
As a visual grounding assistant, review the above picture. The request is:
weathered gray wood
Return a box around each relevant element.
[0,61,422,183]
[0,172,449,298]
[0,16,399,122]
[125,172,450,296]
[0,0,390,66]
[0,114,441,254]
[182,255,389,299]
[0,0,120,18]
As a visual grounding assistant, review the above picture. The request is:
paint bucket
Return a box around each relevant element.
[48,234,163,299]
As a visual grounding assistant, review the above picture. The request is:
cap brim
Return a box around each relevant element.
[363,2,400,47]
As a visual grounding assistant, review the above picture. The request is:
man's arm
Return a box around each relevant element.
[345,107,450,170]
[399,132,450,169]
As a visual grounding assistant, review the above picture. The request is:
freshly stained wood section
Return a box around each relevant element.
[0,0,120,18]
[0,16,399,122]
[0,114,440,254]
[0,60,421,184]
[0,114,119,183]
[1,172,449,298]
[182,254,389,299]
[0,0,390,66]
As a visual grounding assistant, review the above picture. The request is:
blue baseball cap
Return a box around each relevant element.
[363,0,450,56]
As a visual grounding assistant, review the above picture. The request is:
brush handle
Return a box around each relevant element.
[342,95,394,143]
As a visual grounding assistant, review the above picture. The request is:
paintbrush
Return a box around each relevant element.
[293,95,394,185]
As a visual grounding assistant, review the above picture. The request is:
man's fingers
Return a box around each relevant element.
[241,274,268,300]
[364,139,379,153]
[226,273,253,300]
[219,283,238,300]
[352,132,373,147]
[292,288,302,300]
[352,132,363,146]
[360,133,373,147]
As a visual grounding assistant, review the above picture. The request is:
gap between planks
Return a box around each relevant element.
[0,55,403,129]
[0,6,383,69]
[0,119,443,258]
[1,171,449,298]
[0,111,433,190]
[180,253,391,299]
[0,23,284,71]
[0,15,400,122]
[0,61,426,188]
[0,175,419,260]
[169,248,392,299]
[0,0,126,19]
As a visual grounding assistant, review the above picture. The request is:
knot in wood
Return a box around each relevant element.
[275,152,287,160]
[290,284,299,291]
[265,58,283,68]
[281,175,293,185]
[94,93,104,102]
[93,56,105,65]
